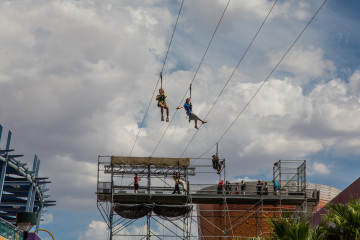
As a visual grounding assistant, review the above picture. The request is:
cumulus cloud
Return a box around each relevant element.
[78,221,109,240]
[313,162,331,175]
[41,213,54,225]
[269,46,336,80]
[349,69,360,95]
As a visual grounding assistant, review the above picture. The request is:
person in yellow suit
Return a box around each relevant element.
[156,88,169,122]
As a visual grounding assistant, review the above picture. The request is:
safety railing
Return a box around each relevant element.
[0,218,23,240]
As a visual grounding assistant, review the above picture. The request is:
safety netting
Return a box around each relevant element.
[114,203,192,219]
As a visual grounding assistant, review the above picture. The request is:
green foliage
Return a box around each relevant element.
[268,218,312,240]
[320,197,360,240]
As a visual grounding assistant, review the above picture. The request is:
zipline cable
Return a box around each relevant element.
[150,0,231,157]
[129,0,185,156]
[178,0,278,159]
[197,0,329,159]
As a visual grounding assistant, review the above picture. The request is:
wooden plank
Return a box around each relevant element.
[111,156,190,167]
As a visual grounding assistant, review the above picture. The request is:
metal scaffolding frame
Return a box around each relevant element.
[0,124,56,232]
[97,156,315,239]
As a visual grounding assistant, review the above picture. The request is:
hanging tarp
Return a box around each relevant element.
[153,204,192,218]
[114,204,154,219]
[111,156,190,167]
[114,203,192,219]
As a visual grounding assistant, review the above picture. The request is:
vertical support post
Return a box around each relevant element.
[279,160,282,191]
[147,165,151,194]
[0,124,3,147]
[26,155,39,212]
[261,197,264,239]
[147,213,151,240]
[0,130,12,203]
[35,204,43,232]
[109,165,114,240]
[223,158,226,239]
[304,160,306,193]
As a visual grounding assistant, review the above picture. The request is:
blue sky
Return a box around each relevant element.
[1,0,360,239]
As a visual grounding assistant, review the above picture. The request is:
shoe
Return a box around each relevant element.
[195,126,198,129]
[161,116,164,121]
[166,117,169,122]
[202,121,207,124]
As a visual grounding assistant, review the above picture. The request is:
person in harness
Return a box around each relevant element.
[156,88,169,122]
[176,98,207,129]
[212,154,221,174]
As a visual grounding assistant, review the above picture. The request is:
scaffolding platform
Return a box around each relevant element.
[97,156,316,239]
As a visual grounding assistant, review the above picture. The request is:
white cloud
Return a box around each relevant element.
[78,221,109,240]
[349,69,360,95]
[41,213,54,225]
[269,46,336,79]
[313,162,330,175]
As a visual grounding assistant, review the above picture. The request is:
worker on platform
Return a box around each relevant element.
[172,171,180,194]
[256,180,262,195]
[156,88,169,122]
[273,180,280,195]
[217,180,224,194]
[177,172,188,193]
[225,181,232,195]
[234,183,240,195]
[263,182,269,195]
[134,173,141,193]
[241,180,246,195]
[176,98,207,129]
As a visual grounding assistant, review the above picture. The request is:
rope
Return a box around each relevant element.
[197,0,329,159]
[129,0,185,156]
[150,0,231,157]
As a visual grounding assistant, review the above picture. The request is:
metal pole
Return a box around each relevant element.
[0,130,12,204]
[148,165,151,194]
[110,165,114,240]
[147,213,151,240]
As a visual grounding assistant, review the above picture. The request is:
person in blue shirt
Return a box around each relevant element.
[273,180,280,195]
[176,98,207,129]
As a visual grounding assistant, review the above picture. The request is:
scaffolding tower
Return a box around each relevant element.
[97,156,318,239]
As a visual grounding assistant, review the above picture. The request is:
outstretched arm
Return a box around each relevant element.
[176,105,184,110]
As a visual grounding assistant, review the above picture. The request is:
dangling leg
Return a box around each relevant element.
[198,117,207,124]
[165,105,169,122]
[159,103,164,121]
[194,120,198,129]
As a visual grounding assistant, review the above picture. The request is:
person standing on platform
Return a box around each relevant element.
[134,173,141,193]
[241,180,246,195]
[177,172,188,193]
[273,180,280,195]
[234,183,240,195]
[256,180,262,195]
[172,171,180,194]
[225,181,232,195]
[263,182,269,195]
[217,180,224,194]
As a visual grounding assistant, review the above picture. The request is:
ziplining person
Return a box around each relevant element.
[156,72,169,122]
[177,98,207,129]
[176,84,207,129]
